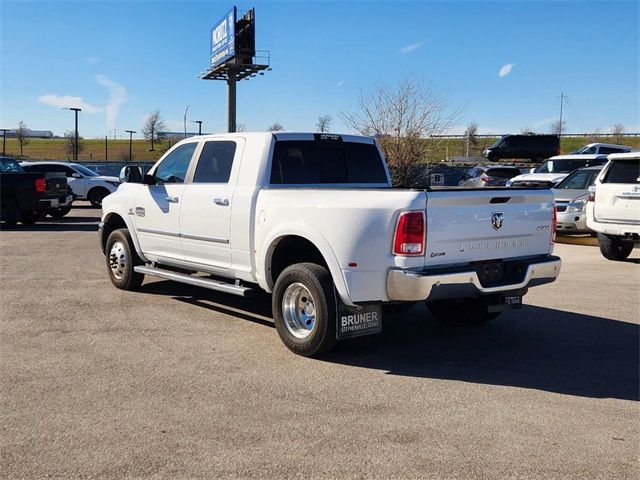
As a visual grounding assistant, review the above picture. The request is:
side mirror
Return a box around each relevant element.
[72,172,82,178]
[143,174,156,185]
[119,166,144,183]
[529,168,536,174]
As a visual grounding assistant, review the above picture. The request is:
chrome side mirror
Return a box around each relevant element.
[72,172,83,178]
[119,165,144,183]
[529,167,536,174]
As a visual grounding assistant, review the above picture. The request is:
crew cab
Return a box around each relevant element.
[587,152,640,261]
[21,161,120,207]
[99,132,561,356]
[1,156,72,227]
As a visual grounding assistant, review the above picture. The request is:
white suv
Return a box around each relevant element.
[21,162,121,207]
[572,143,634,155]
[586,152,640,261]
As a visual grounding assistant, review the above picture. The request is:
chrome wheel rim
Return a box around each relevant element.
[108,241,127,280]
[282,282,316,339]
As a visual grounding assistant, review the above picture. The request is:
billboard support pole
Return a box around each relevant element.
[227,70,237,133]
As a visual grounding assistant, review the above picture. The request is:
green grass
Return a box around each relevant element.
[2,138,180,163]
[3,135,638,164]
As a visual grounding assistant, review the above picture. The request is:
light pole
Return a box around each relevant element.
[1,128,9,156]
[183,105,190,138]
[191,120,203,135]
[63,107,81,160]
[125,130,136,163]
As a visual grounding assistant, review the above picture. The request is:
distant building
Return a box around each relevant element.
[4,129,54,139]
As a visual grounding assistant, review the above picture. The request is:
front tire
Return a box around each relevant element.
[427,298,501,326]
[597,233,634,261]
[105,228,144,290]
[88,188,110,208]
[272,263,337,357]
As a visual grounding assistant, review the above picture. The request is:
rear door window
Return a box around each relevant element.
[193,141,236,183]
[603,159,640,184]
[270,139,388,184]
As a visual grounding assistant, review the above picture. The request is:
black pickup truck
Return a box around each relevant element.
[0,156,73,227]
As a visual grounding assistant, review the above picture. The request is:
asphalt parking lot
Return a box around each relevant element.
[1,205,639,479]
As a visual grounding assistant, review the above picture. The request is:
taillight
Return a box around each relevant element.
[551,205,557,244]
[393,211,425,256]
[480,173,489,183]
[35,178,47,193]
[588,191,595,202]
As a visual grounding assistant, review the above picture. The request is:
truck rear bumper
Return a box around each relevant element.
[387,255,561,302]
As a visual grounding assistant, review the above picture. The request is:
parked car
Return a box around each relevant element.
[552,165,603,234]
[0,156,72,227]
[482,134,559,162]
[507,154,608,188]
[20,161,120,207]
[587,152,640,261]
[99,132,561,357]
[458,165,521,187]
[571,143,634,155]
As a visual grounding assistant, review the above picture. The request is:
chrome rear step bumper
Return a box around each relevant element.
[387,255,561,302]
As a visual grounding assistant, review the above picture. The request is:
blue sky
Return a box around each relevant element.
[1,0,638,139]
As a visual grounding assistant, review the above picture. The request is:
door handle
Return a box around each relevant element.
[214,198,229,206]
[166,196,179,203]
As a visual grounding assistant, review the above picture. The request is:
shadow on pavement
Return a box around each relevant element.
[137,279,639,401]
[1,213,101,232]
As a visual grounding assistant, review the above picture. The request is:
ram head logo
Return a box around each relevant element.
[491,212,504,230]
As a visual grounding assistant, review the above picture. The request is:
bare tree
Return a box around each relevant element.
[464,122,479,156]
[549,120,566,136]
[588,129,602,143]
[612,123,625,144]
[342,76,458,186]
[268,122,284,131]
[64,130,84,159]
[520,127,534,134]
[236,122,247,132]
[316,114,333,132]
[16,121,30,157]
[141,110,167,151]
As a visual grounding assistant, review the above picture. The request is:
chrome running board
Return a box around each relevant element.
[134,266,252,297]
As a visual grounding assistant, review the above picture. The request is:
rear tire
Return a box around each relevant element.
[105,228,144,290]
[88,188,109,208]
[597,233,634,261]
[272,263,337,357]
[48,206,72,217]
[427,298,501,326]
[19,210,45,225]
[0,198,20,228]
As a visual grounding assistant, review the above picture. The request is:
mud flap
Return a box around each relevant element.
[335,292,382,340]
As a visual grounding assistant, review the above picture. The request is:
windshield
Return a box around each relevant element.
[0,157,24,173]
[489,137,505,149]
[554,169,600,189]
[72,164,99,177]
[535,159,587,174]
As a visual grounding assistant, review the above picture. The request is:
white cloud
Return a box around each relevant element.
[95,75,127,130]
[37,94,102,113]
[336,80,344,87]
[399,42,423,54]
[84,56,98,64]
[498,63,515,77]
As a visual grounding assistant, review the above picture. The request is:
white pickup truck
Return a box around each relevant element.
[99,132,561,356]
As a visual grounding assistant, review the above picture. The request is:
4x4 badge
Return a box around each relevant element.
[491,212,504,230]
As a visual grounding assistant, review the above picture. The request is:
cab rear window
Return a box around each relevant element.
[270,140,388,184]
[603,159,640,184]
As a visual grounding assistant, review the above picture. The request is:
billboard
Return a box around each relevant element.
[210,7,236,68]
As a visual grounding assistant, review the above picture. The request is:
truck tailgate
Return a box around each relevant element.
[424,189,554,266]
